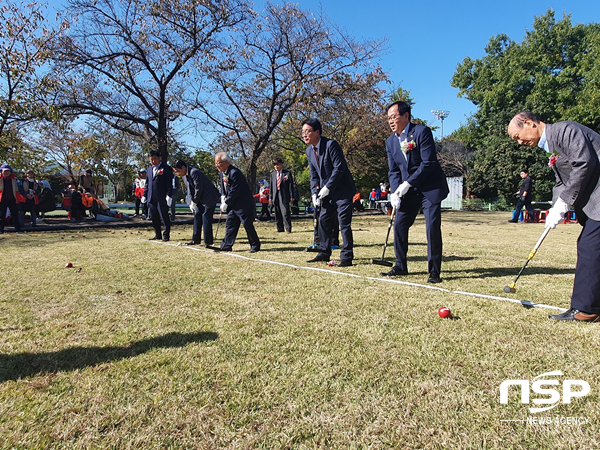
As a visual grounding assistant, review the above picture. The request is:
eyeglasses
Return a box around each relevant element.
[387,114,401,122]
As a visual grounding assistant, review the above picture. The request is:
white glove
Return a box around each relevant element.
[390,192,401,209]
[312,194,321,207]
[318,185,330,199]
[189,201,199,214]
[545,198,569,229]
[395,181,411,198]
[220,202,228,213]
[166,196,172,207]
[141,196,146,204]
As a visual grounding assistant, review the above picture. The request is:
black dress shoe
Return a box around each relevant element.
[549,308,600,322]
[307,253,329,263]
[428,274,442,284]
[162,235,170,242]
[381,266,408,277]
[214,247,232,252]
[149,236,161,240]
[508,220,518,223]
[186,241,199,246]
[249,247,260,253]
[204,244,215,249]
[338,259,353,267]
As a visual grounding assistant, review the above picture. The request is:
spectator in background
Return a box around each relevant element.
[132,168,148,218]
[369,188,377,208]
[269,157,294,233]
[0,164,24,234]
[509,169,534,223]
[37,180,56,218]
[67,184,85,222]
[19,169,40,227]
[79,169,96,195]
[254,179,271,221]
[353,191,364,211]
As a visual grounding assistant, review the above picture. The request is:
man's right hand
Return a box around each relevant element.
[312,194,321,207]
[390,192,401,209]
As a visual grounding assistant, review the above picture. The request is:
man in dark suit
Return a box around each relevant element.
[302,118,356,267]
[383,101,449,283]
[143,150,173,241]
[269,157,294,233]
[508,112,600,322]
[509,169,534,223]
[173,160,220,247]
[214,152,261,253]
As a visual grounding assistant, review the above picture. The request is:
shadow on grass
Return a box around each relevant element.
[441,266,574,281]
[0,331,218,382]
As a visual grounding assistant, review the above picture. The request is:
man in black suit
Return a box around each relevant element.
[269,157,294,233]
[508,111,600,322]
[173,160,220,247]
[215,152,261,253]
[302,118,356,267]
[383,101,449,283]
[509,169,534,223]
[143,150,173,241]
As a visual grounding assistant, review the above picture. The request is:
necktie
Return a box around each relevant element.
[313,146,319,168]
[277,172,281,190]
[153,166,157,177]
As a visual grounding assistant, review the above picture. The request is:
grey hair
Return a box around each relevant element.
[215,152,231,163]
[511,112,542,128]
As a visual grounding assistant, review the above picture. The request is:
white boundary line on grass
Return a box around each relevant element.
[141,239,567,312]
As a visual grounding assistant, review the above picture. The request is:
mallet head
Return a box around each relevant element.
[503,284,516,294]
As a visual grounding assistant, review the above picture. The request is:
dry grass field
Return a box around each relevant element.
[1,210,598,449]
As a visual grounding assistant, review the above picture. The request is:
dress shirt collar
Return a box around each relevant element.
[538,127,549,152]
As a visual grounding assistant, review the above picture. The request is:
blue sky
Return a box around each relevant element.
[45,0,600,138]
[273,0,600,137]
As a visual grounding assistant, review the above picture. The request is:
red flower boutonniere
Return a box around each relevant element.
[547,150,559,167]
[222,174,229,185]
[283,175,289,181]
[157,168,164,176]
[401,140,416,153]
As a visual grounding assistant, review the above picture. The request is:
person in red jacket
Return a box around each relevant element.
[0,164,25,234]
[253,179,271,221]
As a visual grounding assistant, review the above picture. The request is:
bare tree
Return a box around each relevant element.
[0,0,65,150]
[198,1,387,187]
[50,0,249,160]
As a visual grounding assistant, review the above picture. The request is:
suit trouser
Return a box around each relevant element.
[274,194,292,232]
[393,190,443,275]
[192,202,216,245]
[318,196,353,261]
[571,214,600,314]
[221,207,260,250]
[0,200,22,232]
[148,200,171,238]
[512,198,534,222]
[313,205,339,246]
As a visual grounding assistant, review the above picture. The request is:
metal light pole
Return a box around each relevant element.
[431,110,450,140]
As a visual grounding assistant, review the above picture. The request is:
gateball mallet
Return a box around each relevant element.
[503,226,551,293]
[306,205,320,252]
[370,205,397,267]
[213,210,223,242]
